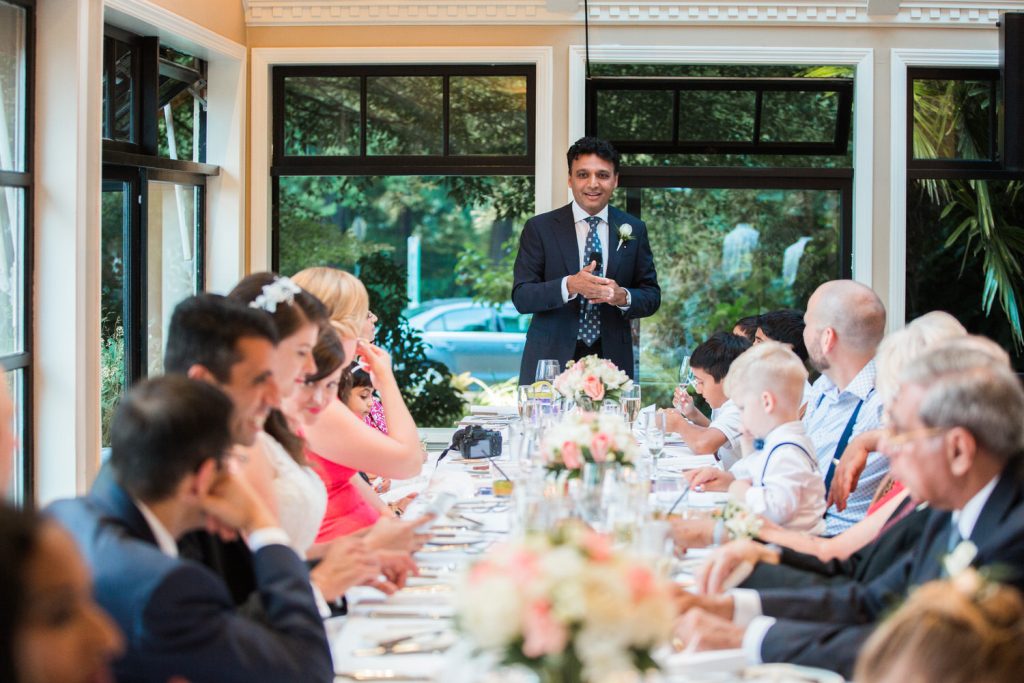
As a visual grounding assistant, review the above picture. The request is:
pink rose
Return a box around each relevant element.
[627,565,657,602]
[581,530,613,562]
[582,374,606,401]
[522,600,568,658]
[590,432,612,463]
[561,441,582,470]
[507,549,540,586]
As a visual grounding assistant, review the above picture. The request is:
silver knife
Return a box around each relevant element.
[335,671,435,681]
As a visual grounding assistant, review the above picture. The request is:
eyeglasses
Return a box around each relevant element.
[880,425,950,454]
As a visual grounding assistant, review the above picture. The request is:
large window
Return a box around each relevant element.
[273,65,536,408]
[589,64,854,405]
[100,26,214,443]
[905,67,1024,368]
[1,0,33,504]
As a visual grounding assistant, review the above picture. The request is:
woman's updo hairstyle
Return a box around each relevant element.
[291,267,369,341]
[855,576,1024,683]
[228,272,328,337]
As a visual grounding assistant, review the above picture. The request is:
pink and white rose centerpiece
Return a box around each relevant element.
[539,411,640,475]
[455,523,674,683]
[553,355,632,411]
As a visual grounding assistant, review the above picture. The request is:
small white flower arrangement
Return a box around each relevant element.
[455,522,674,683]
[616,223,634,251]
[553,354,632,410]
[248,276,302,313]
[539,411,640,475]
[716,500,763,541]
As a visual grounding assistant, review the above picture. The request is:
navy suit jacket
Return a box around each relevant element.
[757,460,1024,679]
[512,203,660,384]
[47,469,333,683]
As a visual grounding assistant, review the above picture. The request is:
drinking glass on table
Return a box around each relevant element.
[620,383,642,430]
[646,410,666,471]
[535,359,560,384]
[517,385,535,421]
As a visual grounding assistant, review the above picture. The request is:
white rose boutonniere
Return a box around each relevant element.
[943,539,978,578]
[616,224,634,251]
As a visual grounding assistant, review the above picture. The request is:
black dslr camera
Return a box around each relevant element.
[451,424,502,460]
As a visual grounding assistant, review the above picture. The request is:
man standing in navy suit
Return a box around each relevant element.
[512,136,660,384]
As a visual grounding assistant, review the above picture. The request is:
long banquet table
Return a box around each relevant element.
[326,424,762,682]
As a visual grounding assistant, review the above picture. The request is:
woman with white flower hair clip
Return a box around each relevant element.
[291,267,426,544]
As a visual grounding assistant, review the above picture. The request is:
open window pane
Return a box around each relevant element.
[0,186,24,355]
[110,39,135,142]
[283,76,361,156]
[679,90,756,142]
[912,78,995,161]
[596,89,674,142]
[0,1,26,172]
[366,76,443,155]
[760,90,838,143]
[449,75,529,155]
[146,181,200,377]
[630,185,842,405]
[101,181,128,447]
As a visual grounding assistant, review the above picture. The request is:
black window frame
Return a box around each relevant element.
[907,67,1001,173]
[587,75,854,156]
[101,24,215,400]
[270,63,538,272]
[586,72,856,282]
[1,0,35,506]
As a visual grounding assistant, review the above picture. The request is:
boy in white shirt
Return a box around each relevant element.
[663,331,751,469]
[686,342,825,534]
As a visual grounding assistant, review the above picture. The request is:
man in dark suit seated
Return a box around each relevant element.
[672,339,1024,679]
[48,375,333,683]
[512,136,660,383]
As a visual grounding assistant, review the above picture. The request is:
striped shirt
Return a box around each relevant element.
[803,359,887,535]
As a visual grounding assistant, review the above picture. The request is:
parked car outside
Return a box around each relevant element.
[403,298,529,384]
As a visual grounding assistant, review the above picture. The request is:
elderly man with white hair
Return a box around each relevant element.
[801,280,889,534]
[672,337,1024,679]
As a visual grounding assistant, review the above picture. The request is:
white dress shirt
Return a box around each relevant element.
[559,201,631,311]
[729,421,825,534]
[709,400,744,470]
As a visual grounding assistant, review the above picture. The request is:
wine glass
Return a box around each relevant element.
[676,355,696,412]
[621,384,642,430]
[535,359,561,384]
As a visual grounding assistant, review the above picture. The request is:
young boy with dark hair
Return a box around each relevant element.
[663,331,752,468]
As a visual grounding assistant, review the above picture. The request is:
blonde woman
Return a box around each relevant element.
[291,267,423,542]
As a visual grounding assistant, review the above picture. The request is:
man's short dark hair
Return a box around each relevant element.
[759,309,808,362]
[567,136,620,175]
[164,294,278,383]
[691,331,753,383]
[110,375,234,502]
[733,315,760,342]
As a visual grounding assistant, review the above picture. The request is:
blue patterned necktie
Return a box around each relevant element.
[578,216,603,346]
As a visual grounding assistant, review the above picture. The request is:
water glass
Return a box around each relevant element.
[646,410,666,461]
[516,385,534,420]
[620,384,642,429]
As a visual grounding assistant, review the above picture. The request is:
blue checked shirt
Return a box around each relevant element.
[803,360,887,535]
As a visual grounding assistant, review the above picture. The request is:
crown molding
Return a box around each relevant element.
[242,0,1023,26]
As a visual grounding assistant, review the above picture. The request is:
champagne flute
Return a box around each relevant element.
[676,355,696,412]
[621,384,642,430]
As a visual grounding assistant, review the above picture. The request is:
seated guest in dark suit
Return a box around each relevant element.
[512,136,660,383]
[48,376,333,683]
[1,505,124,683]
[672,340,1024,679]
